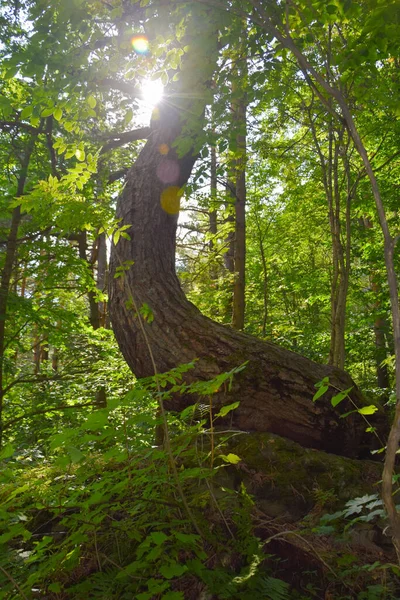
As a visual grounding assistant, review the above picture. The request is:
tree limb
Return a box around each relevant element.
[100,127,151,154]
[3,402,95,430]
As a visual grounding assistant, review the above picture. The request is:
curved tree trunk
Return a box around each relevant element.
[108,94,373,458]
[109,14,371,458]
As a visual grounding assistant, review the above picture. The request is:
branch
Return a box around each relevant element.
[0,120,39,134]
[108,168,129,183]
[45,116,60,178]
[3,402,95,430]
[1,370,90,397]
[100,127,151,154]
[0,228,52,246]
[97,77,141,97]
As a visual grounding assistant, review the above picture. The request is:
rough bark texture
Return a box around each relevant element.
[108,93,376,458]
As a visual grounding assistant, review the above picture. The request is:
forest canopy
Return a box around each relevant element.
[1,0,400,598]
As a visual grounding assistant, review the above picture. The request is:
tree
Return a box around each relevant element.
[109,2,368,457]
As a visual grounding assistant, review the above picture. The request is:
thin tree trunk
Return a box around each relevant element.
[250,1,400,557]
[77,231,100,330]
[254,211,269,338]
[232,98,246,330]
[0,129,40,447]
[209,143,218,246]
[374,316,390,390]
[97,232,108,328]
[231,54,247,331]
[77,230,108,407]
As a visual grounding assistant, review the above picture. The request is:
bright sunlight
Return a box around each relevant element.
[140,79,164,107]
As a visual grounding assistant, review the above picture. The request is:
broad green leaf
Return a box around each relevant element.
[81,411,109,430]
[53,107,63,121]
[4,67,18,79]
[312,385,328,402]
[159,563,187,579]
[219,453,241,464]
[358,405,378,415]
[114,230,121,245]
[150,531,168,545]
[66,446,84,464]
[124,108,133,124]
[41,107,54,117]
[215,401,240,418]
[331,387,353,407]
[20,106,32,119]
[0,443,15,460]
[174,532,199,545]
[161,592,184,600]
[87,95,97,108]
[75,148,85,161]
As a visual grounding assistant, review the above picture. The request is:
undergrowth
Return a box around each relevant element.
[0,364,399,599]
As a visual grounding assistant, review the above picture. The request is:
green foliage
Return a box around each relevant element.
[1,0,400,596]
[0,368,292,600]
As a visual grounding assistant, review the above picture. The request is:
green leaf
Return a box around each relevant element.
[326,4,337,14]
[340,410,356,419]
[174,532,199,545]
[315,377,329,387]
[159,563,187,579]
[219,453,241,464]
[75,148,85,161]
[87,95,97,108]
[124,108,133,125]
[358,405,378,415]
[41,108,54,117]
[161,593,184,600]
[4,67,18,79]
[81,411,109,430]
[331,387,353,407]
[312,385,328,401]
[161,71,168,86]
[150,531,169,545]
[66,446,84,464]
[53,107,63,121]
[215,401,240,418]
[20,106,33,119]
[139,302,154,323]
[0,443,15,460]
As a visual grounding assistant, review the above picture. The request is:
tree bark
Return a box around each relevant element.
[231,63,247,331]
[109,90,370,458]
[0,129,40,447]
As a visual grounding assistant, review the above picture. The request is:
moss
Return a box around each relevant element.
[223,432,382,521]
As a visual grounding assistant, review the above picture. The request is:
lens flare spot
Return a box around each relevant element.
[158,143,169,155]
[156,159,180,184]
[131,35,149,55]
[151,107,160,121]
[160,186,182,215]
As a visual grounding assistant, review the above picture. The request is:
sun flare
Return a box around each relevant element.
[140,79,164,108]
